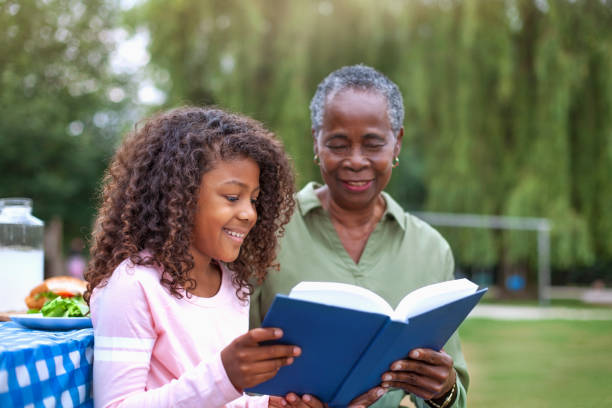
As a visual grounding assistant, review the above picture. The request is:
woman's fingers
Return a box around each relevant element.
[387,360,448,383]
[408,348,453,366]
[383,348,456,400]
[381,372,445,399]
[382,381,439,401]
[347,386,387,408]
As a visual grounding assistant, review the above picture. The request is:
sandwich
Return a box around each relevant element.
[25,276,88,310]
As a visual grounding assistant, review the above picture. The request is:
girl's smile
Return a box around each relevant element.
[223,228,247,242]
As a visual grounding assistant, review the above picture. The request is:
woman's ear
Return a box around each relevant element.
[312,128,319,156]
[394,128,404,157]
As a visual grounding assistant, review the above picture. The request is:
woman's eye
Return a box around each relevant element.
[327,145,349,150]
[365,144,384,150]
[225,195,239,202]
[250,198,258,205]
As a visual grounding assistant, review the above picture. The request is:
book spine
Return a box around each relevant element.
[330,320,408,407]
[246,295,390,401]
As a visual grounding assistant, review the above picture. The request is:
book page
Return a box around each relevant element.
[392,278,478,321]
[289,281,394,316]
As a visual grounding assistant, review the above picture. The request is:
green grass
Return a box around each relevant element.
[480,297,612,309]
[459,319,612,407]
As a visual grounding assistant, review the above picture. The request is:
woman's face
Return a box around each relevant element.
[314,88,402,211]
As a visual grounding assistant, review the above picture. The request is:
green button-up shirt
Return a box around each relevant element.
[250,182,468,408]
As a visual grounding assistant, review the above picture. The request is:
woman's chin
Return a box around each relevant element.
[335,194,378,211]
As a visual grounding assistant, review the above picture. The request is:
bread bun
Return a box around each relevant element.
[24,276,87,310]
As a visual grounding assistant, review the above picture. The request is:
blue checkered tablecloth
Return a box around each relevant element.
[0,321,94,407]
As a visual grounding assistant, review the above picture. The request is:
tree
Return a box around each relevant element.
[0,0,132,250]
[127,0,612,282]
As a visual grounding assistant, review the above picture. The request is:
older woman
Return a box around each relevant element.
[251,65,467,408]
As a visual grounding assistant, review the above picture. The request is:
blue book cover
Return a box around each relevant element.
[247,282,487,406]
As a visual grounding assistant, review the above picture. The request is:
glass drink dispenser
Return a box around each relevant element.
[0,198,44,312]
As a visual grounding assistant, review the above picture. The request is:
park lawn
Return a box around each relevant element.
[458,318,612,408]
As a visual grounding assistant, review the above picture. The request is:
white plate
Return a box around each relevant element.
[10,313,92,330]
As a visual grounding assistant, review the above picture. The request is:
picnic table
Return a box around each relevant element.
[0,321,94,407]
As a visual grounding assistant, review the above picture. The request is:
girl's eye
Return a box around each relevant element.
[225,195,239,202]
[250,198,258,205]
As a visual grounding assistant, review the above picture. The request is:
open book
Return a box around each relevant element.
[247,279,487,407]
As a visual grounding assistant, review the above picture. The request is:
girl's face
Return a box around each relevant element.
[190,157,260,266]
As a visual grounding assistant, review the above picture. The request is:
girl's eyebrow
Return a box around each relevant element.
[221,180,260,191]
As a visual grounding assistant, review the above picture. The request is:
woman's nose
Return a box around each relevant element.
[345,147,369,170]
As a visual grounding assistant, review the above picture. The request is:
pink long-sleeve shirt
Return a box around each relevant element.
[90,257,269,408]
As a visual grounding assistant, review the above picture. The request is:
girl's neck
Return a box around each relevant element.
[188,252,222,298]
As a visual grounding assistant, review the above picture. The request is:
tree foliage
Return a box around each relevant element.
[0,0,130,245]
[131,0,612,277]
[3,0,611,280]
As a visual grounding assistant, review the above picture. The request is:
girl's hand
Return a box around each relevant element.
[269,396,288,407]
[221,328,301,391]
[284,393,326,408]
[381,348,456,401]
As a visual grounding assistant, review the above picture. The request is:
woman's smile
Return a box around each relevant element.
[341,179,373,192]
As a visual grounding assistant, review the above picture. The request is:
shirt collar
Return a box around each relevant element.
[296,181,324,215]
[296,181,406,230]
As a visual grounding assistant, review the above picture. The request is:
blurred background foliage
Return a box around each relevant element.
[2,0,612,285]
[0,0,132,241]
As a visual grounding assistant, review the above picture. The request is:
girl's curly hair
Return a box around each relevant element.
[84,106,295,303]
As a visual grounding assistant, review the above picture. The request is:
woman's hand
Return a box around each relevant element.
[381,348,456,401]
[347,386,387,408]
[221,328,301,391]
[269,393,326,408]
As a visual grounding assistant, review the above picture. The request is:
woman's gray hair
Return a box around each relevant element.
[309,64,404,134]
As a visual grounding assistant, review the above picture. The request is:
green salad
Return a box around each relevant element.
[28,294,90,317]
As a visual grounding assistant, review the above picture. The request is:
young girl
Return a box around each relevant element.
[85,107,322,408]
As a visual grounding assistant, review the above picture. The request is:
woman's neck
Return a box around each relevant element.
[315,186,386,264]
[316,186,386,228]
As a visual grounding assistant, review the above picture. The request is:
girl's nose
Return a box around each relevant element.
[238,201,257,223]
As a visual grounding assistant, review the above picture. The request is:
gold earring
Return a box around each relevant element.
[393,156,399,168]
[314,154,320,165]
